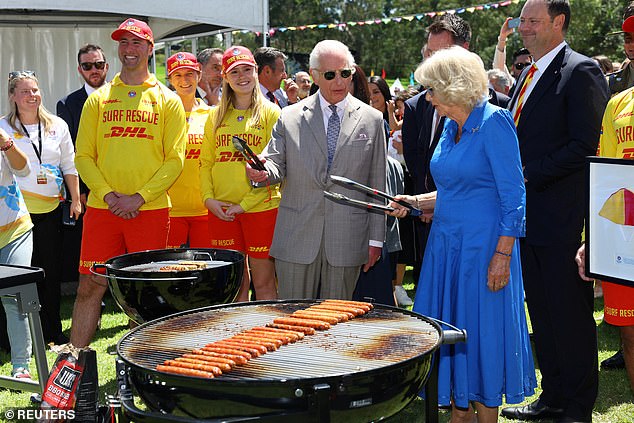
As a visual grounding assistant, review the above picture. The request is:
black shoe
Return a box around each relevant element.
[501,398,564,420]
[600,349,625,370]
[47,333,69,345]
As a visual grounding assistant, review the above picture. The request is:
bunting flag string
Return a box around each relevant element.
[240,0,520,37]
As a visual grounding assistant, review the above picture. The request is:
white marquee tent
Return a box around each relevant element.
[0,0,268,111]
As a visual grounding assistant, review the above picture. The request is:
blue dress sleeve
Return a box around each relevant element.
[483,108,526,237]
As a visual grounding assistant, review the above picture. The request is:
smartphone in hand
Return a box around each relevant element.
[508,17,520,29]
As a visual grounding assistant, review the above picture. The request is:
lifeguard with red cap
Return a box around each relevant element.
[70,17,187,348]
[165,51,211,249]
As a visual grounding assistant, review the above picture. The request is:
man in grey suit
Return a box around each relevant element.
[247,40,386,299]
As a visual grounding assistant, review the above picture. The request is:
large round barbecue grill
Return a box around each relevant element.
[113,300,466,423]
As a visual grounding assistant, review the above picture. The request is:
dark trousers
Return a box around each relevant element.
[520,241,597,421]
[31,205,64,341]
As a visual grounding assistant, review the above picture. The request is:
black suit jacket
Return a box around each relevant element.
[57,86,89,195]
[401,88,510,195]
[509,45,609,245]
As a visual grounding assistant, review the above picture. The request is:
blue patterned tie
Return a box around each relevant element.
[327,104,340,169]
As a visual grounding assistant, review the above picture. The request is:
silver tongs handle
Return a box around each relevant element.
[323,191,395,213]
[330,175,422,216]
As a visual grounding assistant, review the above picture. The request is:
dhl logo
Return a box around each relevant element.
[104,126,154,140]
[217,151,246,162]
[186,149,201,160]
[248,246,269,253]
[622,148,634,159]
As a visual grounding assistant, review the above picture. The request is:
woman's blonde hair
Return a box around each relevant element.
[212,67,266,133]
[6,72,56,135]
[414,46,488,110]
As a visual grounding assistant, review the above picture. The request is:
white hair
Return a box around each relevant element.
[309,40,355,70]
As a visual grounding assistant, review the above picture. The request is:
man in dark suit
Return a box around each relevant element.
[56,44,109,284]
[401,15,508,271]
[500,1,609,422]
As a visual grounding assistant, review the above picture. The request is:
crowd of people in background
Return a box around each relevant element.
[1,0,633,421]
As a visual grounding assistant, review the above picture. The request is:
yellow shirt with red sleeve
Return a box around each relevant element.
[75,73,186,210]
[168,100,209,217]
[597,85,634,326]
[200,104,281,213]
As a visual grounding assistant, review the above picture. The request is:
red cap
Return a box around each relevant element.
[222,46,256,74]
[623,16,634,33]
[111,18,154,45]
[167,52,200,76]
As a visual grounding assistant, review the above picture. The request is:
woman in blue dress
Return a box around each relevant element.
[389,46,536,422]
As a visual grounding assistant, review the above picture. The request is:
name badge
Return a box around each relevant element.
[36,170,47,184]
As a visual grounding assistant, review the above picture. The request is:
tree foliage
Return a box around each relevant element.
[260,0,625,81]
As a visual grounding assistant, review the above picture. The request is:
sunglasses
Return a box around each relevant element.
[514,62,532,70]
[80,61,106,71]
[317,68,355,80]
[8,70,36,80]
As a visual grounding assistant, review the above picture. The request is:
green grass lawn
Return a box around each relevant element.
[1,274,633,422]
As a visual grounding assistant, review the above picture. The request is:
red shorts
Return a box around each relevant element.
[79,207,169,274]
[207,208,277,259]
[602,281,634,326]
[167,215,210,249]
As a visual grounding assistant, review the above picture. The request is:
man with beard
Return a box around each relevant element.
[56,44,109,290]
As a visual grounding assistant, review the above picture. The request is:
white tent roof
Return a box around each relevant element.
[0,0,268,111]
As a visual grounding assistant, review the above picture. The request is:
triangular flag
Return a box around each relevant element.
[409,71,415,87]
[370,69,375,77]
[381,69,386,79]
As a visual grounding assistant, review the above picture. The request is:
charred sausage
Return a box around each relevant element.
[156,364,215,378]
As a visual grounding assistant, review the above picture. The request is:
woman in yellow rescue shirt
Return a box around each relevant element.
[166,53,210,248]
[200,46,281,301]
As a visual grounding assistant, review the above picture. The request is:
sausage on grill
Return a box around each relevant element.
[239,331,289,346]
[291,311,339,324]
[322,299,373,311]
[273,317,331,330]
[199,346,252,361]
[309,304,364,317]
[209,341,264,357]
[191,349,247,365]
[163,360,222,376]
[173,357,232,372]
[244,328,297,343]
[182,353,237,366]
[265,323,314,336]
[229,335,279,351]
[156,364,215,378]
[302,307,352,321]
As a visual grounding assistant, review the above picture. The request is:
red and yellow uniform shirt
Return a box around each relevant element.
[598,86,634,325]
[200,104,281,213]
[168,100,209,217]
[75,73,186,210]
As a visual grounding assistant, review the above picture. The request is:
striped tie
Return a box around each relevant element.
[513,63,537,126]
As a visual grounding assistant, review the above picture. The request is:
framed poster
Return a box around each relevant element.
[586,157,634,287]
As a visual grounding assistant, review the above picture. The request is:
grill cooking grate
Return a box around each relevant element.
[118,302,440,380]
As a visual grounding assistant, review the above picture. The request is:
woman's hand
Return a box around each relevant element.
[70,199,82,219]
[205,198,235,221]
[386,195,417,218]
[225,204,245,217]
[488,253,511,292]
[575,243,594,282]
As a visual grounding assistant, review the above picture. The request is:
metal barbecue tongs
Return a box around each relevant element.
[232,135,266,171]
[325,175,423,216]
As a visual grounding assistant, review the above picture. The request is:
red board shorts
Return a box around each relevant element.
[79,207,169,274]
[602,281,634,326]
[207,208,277,259]
[167,215,210,249]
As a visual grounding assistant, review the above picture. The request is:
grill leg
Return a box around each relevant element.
[425,350,439,423]
[312,383,331,423]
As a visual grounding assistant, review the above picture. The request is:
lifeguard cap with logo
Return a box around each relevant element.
[623,16,634,33]
[167,52,200,76]
[111,18,154,45]
[222,46,256,74]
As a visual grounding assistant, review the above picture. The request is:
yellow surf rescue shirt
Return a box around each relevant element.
[75,73,186,210]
